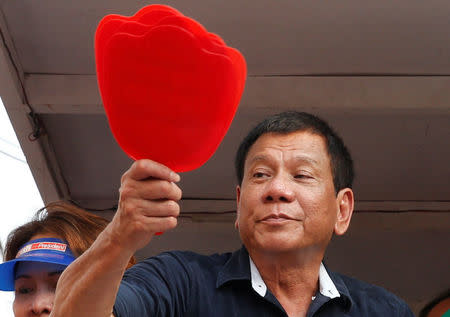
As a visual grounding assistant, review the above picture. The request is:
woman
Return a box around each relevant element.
[0,201,135,316]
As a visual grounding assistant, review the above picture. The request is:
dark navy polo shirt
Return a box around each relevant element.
[113,246,414,316]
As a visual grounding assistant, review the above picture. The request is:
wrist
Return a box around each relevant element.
[95,224,137,269]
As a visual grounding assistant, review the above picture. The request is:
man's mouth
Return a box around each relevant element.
[260,213,297,222]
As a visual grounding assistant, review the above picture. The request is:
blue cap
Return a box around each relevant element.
[0,238,76,291]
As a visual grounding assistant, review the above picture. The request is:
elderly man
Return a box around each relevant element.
[52,112,414,317]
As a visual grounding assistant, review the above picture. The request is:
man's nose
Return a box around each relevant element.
[31,290,53,315]
[263,174,295,202]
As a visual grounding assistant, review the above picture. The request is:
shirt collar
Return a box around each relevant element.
[216,246,250,288]
[324,267,353,310]
[249,257,340,300]
[318,262,340,299]
[216,246,352,311]
[249,256,267,296]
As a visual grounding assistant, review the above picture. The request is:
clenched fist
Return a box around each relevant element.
[107,159,182,255]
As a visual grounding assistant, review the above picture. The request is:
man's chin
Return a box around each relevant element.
[254,233,302,254]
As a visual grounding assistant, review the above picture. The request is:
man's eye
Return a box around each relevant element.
[253,172,266,178]
[294,174,311,179]
[16,287,33,295]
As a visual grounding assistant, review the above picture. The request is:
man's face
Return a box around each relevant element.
[236,131,350,255]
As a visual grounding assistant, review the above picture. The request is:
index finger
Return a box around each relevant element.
[126,159,180,182]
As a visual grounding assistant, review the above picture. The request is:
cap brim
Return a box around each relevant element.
[0,255,73,291]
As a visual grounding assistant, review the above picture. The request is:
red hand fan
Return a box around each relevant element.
[95,4,247,172]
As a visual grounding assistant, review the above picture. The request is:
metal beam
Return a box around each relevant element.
[25,74,450,114]
[0,19,68,203]
[75,199,450,215]
[25,74,103,114]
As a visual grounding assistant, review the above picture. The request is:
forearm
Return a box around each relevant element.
[50,159,181,317]
[51,226,133,317]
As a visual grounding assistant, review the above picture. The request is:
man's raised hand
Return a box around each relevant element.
[108,159,182,254]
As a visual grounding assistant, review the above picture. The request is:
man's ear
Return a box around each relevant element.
[334,188,354,235]
[235,185,241,229]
